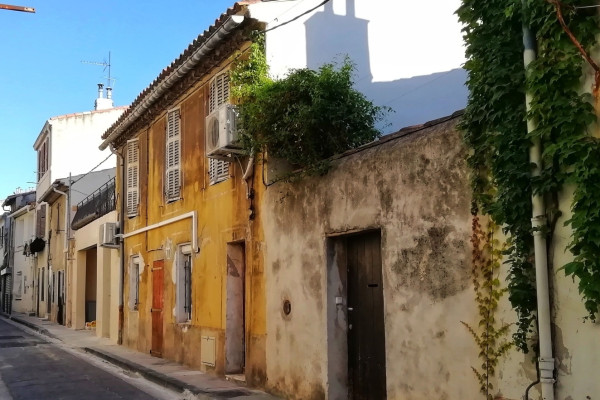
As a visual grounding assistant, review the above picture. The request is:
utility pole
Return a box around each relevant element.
[0,3,35,13]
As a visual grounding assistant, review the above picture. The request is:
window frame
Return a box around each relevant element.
[37,137,49,181]
[176,243,193,323]
[165,108,182,203]
[129,256,141,311]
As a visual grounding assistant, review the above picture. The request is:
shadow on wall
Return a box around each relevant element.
[305,0,468,133]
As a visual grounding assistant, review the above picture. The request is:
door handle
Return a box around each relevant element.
[347,307,354,311]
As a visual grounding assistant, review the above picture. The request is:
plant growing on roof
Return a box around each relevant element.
[230,35,389,176]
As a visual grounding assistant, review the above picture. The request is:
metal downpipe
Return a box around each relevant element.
[522,3,555,399]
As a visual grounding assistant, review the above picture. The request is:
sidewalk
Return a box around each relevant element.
[2,312,280,400]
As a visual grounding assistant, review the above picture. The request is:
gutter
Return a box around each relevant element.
[52,186,69,252]
[522,3,555,399]
[118,211,200,254]
[99,14,245,151]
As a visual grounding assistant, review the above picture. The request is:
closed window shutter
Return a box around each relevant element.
[209,72,229,114]
[166,109,181,201]
[126,139,139,217]
[36,204,46,238]
[208,158,229,185]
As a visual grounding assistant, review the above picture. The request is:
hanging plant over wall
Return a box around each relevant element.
[230,34,389,176]
[457,0,600,353]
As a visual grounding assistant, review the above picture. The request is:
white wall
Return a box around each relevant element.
[12,208,36,314]
[249,0,467,132]
[49,108,123,183]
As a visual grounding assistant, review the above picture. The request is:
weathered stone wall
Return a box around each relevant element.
[262,115,481,399]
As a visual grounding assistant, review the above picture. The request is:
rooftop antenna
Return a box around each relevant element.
[81,51,115,88]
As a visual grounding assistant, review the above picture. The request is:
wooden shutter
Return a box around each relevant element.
[209,72,230,114]
[126,139,139,217]
[165,109,181,202]
[36,204,46,238]
[209,158,229,185]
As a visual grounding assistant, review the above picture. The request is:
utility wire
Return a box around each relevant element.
[264,0,331,32]
[70,153,114,186]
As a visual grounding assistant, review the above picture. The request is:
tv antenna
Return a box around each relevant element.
[81,51,115,88]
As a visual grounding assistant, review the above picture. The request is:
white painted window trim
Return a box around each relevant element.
[126,139,140,217]
[176,243,193,323]
[165,108,182,203]
[129,256,141,311]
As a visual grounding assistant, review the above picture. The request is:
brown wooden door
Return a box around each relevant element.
[151,260,164,357]
[347,231,386,400]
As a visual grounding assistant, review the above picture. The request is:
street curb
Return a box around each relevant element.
[1,314,59,341]
[83,347,217,399]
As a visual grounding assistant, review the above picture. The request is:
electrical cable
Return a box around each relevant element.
[264,0,331,32]
[70,153,113,185]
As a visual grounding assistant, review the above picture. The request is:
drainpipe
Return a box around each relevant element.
[522,3,555,399]
[51,185,68,251]
[110,145,125,345]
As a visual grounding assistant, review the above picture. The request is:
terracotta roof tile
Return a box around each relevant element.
[102,2,250,141]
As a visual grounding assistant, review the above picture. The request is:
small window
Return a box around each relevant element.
[208,158,229,185]
[129,257,141,311]
[126,139,140,217]
[165,109,181,202]
[176,244,193,323]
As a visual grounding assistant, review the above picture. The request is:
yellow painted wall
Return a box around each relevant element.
[118,51,267,384]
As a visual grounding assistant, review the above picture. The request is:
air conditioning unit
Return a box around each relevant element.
[99,222,119,248]
[205,104,243,159]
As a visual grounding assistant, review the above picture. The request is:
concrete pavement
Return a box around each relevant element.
[1,312,280,400]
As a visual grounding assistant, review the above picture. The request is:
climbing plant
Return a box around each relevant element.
[457,0,600,353]
[230,34,388,176]
[462,214,513,399]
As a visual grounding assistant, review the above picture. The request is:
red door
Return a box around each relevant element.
[151,260,164,357]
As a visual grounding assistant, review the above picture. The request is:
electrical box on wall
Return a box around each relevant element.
[201,336,216,367]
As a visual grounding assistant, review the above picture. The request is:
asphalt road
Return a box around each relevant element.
[0,318,181,400]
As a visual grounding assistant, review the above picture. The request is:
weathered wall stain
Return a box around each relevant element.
[392,225,469,300]
[263,116,480,399]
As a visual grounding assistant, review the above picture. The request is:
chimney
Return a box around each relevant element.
[94,83,114,110]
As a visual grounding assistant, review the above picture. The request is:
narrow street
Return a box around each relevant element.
[0,318,180,400]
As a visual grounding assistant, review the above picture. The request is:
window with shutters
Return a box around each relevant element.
[209,72,230,114]
[37,137,49,181]
[36,204,46,238]
[129,256,141,311]
[208,158,229,185]
[126,139,140,217]
[208,72,231,185]
[165,109,181,202]
[176,244,193,323]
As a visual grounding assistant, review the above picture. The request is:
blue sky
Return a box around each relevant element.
[0,0,236,201]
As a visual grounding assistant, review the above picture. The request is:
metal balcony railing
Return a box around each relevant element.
[71,177,116,230]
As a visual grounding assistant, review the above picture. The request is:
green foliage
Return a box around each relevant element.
[458,0,600,353]
[462,215,513,399]
[231,40,387,176]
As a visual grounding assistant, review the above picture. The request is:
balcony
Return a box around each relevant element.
[71,177,116,231]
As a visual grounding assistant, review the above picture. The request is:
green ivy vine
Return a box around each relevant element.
[458,0,600,353]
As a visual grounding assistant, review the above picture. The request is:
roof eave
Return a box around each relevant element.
[99,13,247,151]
